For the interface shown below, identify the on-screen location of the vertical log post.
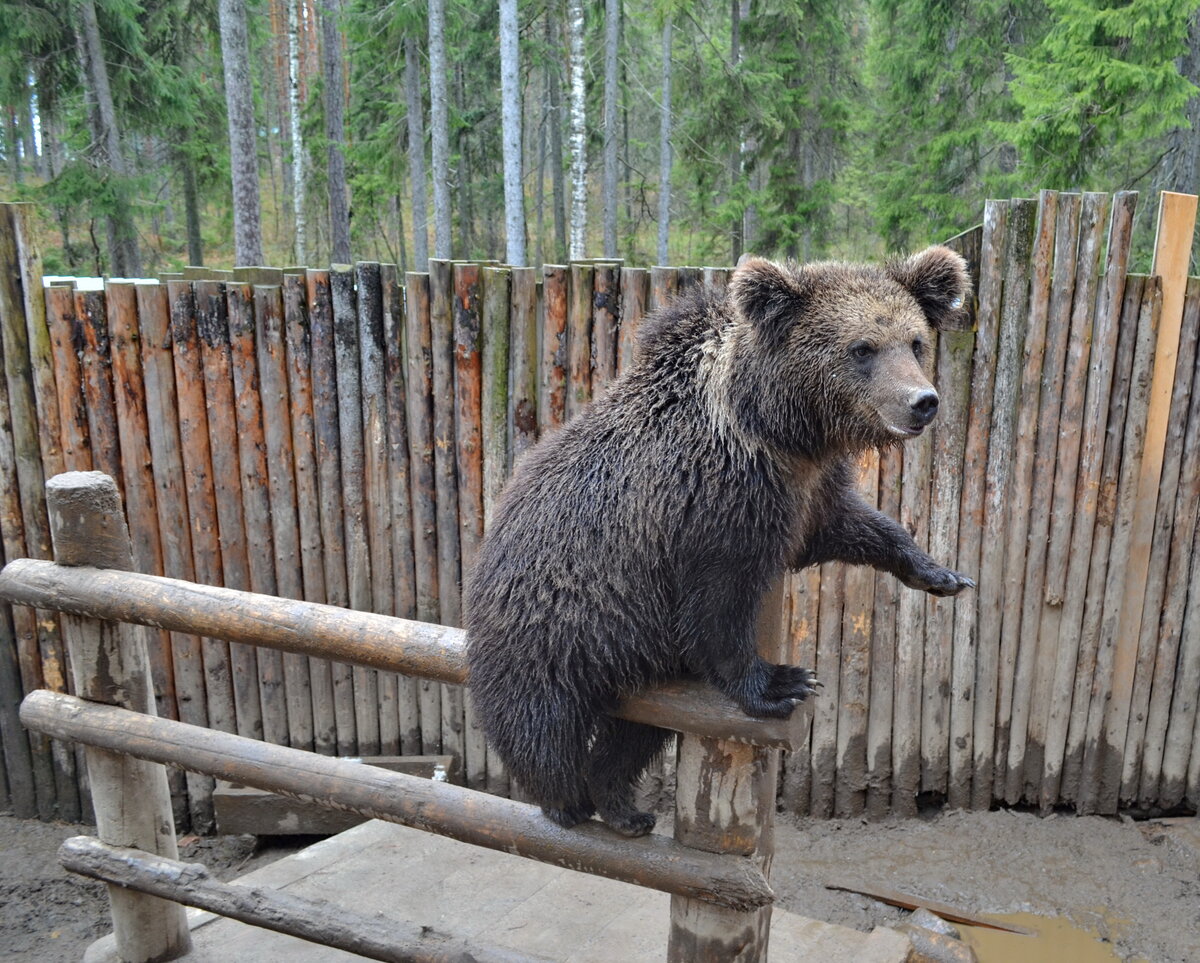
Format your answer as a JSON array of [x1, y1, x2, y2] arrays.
[[668, 579, 788, 962], [45, 471, 191, 962]]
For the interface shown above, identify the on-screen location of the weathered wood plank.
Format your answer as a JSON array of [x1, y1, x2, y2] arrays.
[[566, 262, 594, 421], [618, 267, 650, 374], [866, 447, 900, 817], [45, 285, 91, 472], [540, 266, 568, 430], [508, 267, 539, 468], [592, 262, 620, 386], [810, 563, 844, 818]]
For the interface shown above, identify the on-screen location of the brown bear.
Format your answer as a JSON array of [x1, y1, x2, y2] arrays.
[[464, 246, 975, 837]]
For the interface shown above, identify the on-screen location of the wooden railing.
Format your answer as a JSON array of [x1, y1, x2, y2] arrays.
[[3, 471, 809, 962]]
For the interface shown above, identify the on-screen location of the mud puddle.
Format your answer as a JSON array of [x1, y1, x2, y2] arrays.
[[959, 910, 1145, 963]]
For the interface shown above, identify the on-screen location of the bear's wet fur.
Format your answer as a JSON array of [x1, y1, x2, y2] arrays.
[[465, 247, 976, 836]]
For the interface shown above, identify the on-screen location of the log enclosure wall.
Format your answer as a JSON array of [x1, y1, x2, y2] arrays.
[[0, 194, 1198, 826]]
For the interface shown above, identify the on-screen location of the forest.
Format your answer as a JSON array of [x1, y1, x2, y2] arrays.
[[1, 0, 1199, 276]]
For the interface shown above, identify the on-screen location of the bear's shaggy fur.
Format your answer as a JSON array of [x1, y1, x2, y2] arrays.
[[465, 247, 975, 836]]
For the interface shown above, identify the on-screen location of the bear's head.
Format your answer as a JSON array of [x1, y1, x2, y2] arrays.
[[725, 246, 970, 456]]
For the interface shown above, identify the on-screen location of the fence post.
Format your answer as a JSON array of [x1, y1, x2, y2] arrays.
[[45, 471, 191, 962], [667, 578, 789, 962]]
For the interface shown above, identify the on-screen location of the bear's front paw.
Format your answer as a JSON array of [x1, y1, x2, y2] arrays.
[[766, 664, 821, 702], [905, 563, 975, 598]]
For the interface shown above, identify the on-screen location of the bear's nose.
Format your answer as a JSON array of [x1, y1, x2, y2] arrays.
[[909, 389, 939, 425]]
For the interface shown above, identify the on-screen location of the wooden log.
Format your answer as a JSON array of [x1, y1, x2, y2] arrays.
[[508, 267, 539, 468], [1154, 291, 1200, 808], [780, 567, 821, 815], [282, 273, 337, 756], [59, 836, 543, 963], [996, 191, 1056, 804], [702, 267, 732, 299], [618, 267, 650, 374], [196, 279, 264, 742], [74, 288, 121, 479], [676, 267, 702, 295], [981, 198, 1036, 801], [1079, 276, 1161, 813], [649, 265, 679, 313], [866, 446, 901, 817], [254, 285, 315, 752], [566, 262, 594, 422], [453, 264, 486, 790], [24, 690, 775, 912], [307, 269, 358, 755], [0, 590, 36, 817], [539, 265, 568, 429], [1012, 192, 1081, 805], [381, 265, 421, 755], [1136, 277, 1200, 806], [1104, 191, 1198, 808], [332, 265, 379, 756], [45, 285, 91, 471], [404, 272, 442, 754], [429, 260, 464, 773], [168, 281, 238, 741], [357, 262, 397, 755], [1042, 192, 1132, 806], [956, 200, 1006, 810], [1053, 192, 1137, 804], [1183, 534, 1200, 809], [0, 559, 813, 751], [810, 563, 844, 818], [834, 453, 877, 817], [481, 268, 511, 531], [592, 262, 620, 386], [43, 472, 191, 962], [138, 282, 214, 827]]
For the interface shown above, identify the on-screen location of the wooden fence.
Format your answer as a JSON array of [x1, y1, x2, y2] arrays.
[[0, 191, 1197, 828]]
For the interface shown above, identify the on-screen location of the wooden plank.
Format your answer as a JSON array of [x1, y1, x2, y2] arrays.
[[617, 267, 650, 374], [592, 262, 619, 386], [380, 264, 421, 756], [649, 265, 679, 313], [195, 279, 263, 742], [981, 197, 1036, 801], [282, 273, 337, 757], [539, 265, 568, 430], [254, 284, 315, 753], [45, 285, 91, 471], [1104, 191, 1198, 808], [75, 288, 121, 480], [357, 262, 397, 755], [823, 882, 1034, 936], [1078, 276, 1161, 813], [1011, 193, 1081, 805], [702, 267, 732, 299], [0, 583, 36, 817], [508, 267, 539, 468], [331, 265, 379, 757], [810, 563, 844, 818], [865, 447, 900, 817], [566, 262, 594, 421], [1185, 536, 1200, 809], [429, 260, 464, 775], [1135, 277, 1200, 806], [834, 453, 877, 817], [997, 190, 1057, 804], [1045, 191, 1133, 806], [138, 282, 214, 828], [403, 272, 442, 754]]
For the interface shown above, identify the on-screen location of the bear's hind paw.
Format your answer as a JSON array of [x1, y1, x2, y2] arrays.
[[542, 803, 596, 829], [601, 809, 657, 837]]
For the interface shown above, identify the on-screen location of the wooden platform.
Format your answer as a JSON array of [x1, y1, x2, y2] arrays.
[[83, 819, 911, 962]]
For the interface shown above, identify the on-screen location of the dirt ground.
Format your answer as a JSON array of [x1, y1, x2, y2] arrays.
[[2, 808, 1197, 962]]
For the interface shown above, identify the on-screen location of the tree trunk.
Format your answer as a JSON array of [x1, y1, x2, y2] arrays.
[[499, 0, 526, 265], [288, 0, 309, 264], [602, 0, 620, 258], [217, 0, 264, 266], [567, 0, 588, 260], [728, 0, 745, 265], [428, 0, 452, 258], [455, 64, 475, 257], [76, 0, 142, 276], [404, 33, 429, 269], [1155, 9, 1200, 195], [180, 150, 204, 265], [546, 13, 568, 263], [320, 0, 352, 264], [657, 17, 673, 266]]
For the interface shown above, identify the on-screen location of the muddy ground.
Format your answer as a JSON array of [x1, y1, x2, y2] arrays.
[[2, 808, 1197, 962]]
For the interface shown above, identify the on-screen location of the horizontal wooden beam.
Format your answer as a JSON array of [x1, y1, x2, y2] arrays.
[[0, 559, 811, 749], [22, 690, 775, 911], [59, 834, 544, 963]]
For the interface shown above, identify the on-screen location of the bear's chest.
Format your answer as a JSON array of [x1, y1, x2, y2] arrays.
[[779, 455, 842, 556]]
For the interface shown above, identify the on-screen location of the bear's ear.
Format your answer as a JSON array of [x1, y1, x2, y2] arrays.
[[729, 256, 808, 340], [886, 245, 970, 330]]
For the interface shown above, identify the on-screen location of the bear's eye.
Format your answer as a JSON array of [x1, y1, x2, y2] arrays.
[[912, 338, 925, 360], [850, 341, 875, 362]]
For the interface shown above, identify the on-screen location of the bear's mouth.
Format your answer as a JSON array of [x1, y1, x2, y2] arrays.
[[886, 423, 925, 438]]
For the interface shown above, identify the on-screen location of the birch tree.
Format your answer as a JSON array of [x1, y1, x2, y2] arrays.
[[657, 15, 672, 266], [499, 0, 526, 265], [321, 0, 352, 264], [567, 0, 587, 260], [217, 0, 264, 266], [545, 12, 568, 262], [428, 0, 452, 259], [287, 0, 308, 264], [602, 0, 620, 257], [404, 33, 429, 268]]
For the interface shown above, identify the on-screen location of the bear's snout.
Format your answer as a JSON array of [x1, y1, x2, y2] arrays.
[[909, 388, 939, 426]]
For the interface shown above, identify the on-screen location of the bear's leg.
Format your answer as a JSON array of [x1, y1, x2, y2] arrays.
[[585, 717, 671, 837]]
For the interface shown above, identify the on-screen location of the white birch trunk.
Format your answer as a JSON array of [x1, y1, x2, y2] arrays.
[[217, 0, 265, 266], [601, 0, 619, 258], [287, 0, 308, 265], [567, 0, 588, 260], [404, 34, 429, 269], [499, 0, 526, 266], [429, 0, 452, 258], [657, 17, 673, 267]]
